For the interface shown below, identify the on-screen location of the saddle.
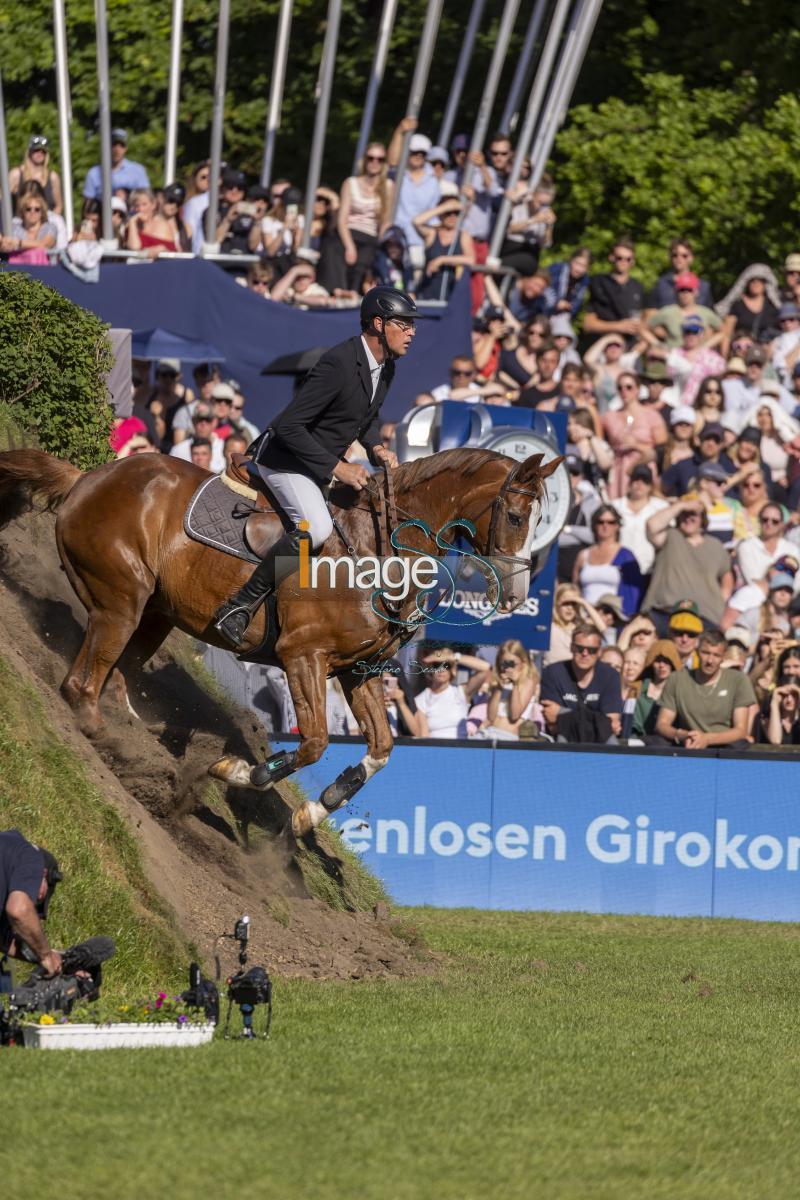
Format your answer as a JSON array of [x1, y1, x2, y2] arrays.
[[184, 456, 282, 564]]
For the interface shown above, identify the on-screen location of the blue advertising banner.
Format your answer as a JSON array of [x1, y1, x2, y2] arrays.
[[276, 740, 800, 921]]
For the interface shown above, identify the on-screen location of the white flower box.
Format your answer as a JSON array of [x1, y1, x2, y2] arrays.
[[22, 1022, 215, 1050]]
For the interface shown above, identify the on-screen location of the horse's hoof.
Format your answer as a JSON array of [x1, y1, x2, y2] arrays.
[[208, 756, 260, 788], [292, 801, 328, 837]]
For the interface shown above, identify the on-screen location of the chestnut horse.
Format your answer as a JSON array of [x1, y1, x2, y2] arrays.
[[0, 447, 559, 834]]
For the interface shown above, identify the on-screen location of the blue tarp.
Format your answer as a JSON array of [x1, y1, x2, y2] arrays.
[[2, 259, 472, 427]]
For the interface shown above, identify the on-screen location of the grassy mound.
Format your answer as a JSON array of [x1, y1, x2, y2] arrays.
[[0, 651, 188, 991]]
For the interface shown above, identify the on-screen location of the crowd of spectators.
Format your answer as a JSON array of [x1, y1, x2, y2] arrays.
[[5, 121, 800, 754]]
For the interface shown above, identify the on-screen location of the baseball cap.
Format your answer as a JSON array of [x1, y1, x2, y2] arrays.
[[111, 196, 128, 215], [745, 346, 767, 365], [670, 405, 696, 426], [738, 425, 761, 445], [565, 453, 583, 474], [699, 421, 724, 441], [248, 184, 271, 201], [629, 464, 653, 483], [427, 145, 449, 165], [450, 133, 470, 152], [681, 315, 705, 333], [669, 608, 704, 634], [28, 134, 49, 150], [697, 461, 730, 484], [784, 253, 800, 272], [550, 314, 576, 342], [770, 572, 795, 592], [439, 180, 460, 198], [409, 133, 432, 154], [779, 302, 800, 321], [674, 271, 699, 291], [193, 405, 214, 421], [163, 182, 186, 205], [222, 168, 247, 190], [110, 127, 128, 144], [212, 382, 236, 402], [156, 358, 180, 374], [725, 625, 753, 650], [726, 356, 747, 375]]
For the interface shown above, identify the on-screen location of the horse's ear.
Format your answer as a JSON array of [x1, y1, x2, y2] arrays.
[[539, 455, 565, 480]]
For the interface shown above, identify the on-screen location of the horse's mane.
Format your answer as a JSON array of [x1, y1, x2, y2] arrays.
[[394, 447, 507, 492]]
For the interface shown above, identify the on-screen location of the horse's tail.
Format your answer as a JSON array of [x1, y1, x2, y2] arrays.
[[0, 449, 82, 530]]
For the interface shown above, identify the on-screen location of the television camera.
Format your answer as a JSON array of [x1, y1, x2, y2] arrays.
[[0, 936, 116, 1046]]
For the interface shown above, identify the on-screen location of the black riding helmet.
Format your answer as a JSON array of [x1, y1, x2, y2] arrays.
[[360, 286, 420, 358]]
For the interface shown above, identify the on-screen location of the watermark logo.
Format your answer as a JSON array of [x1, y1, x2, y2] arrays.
[[297, 517, 503, 627]]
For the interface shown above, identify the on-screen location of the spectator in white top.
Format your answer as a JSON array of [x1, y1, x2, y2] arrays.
[[735, 505, 797, 586], [184, 160, 211, 253], [612, 464, 668, 574], [414, 648, 491, 739], [771, 303, 800, 388], [387, 119, 440, 251], [170, 405, 226, 471]]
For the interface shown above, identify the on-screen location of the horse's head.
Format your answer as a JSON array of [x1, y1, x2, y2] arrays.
[[467, 452, 564, 614]]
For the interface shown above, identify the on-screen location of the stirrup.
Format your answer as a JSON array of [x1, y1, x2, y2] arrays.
[[213, 599, 260, 647]]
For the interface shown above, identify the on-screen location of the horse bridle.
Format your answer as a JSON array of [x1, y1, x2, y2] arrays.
[[476, 459, 542, 579]]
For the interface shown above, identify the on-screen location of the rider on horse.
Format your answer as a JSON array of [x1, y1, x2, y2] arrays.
[[212, 285, 418, 648]]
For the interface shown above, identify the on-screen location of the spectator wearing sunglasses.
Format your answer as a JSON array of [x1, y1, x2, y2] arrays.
[[644, 500, 734, 633], [540, 624, 623, 742], [735, 505, 796, 586], [573, 505, 645, 620], [225, 383, 260, 445], [387, 119, 440, 250], [645, 238, 714, 312], [582, 237, 645, 348], [8, 134, 63, 215], [337, 144, 394, 293]]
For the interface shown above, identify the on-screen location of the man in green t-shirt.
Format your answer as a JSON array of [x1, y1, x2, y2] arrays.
[[656, 630, 755, 749]]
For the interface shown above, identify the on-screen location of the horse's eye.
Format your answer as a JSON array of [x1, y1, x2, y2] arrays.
[[507, 511, 523, 528]]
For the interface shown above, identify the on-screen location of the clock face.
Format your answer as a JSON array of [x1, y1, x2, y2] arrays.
[[484, 429, 571, 556]]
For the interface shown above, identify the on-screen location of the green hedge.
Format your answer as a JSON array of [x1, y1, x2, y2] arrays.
[[0, 272, 114, 469]]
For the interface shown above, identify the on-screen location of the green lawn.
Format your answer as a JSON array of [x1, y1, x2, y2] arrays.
[[4, 907, 800, 1199]]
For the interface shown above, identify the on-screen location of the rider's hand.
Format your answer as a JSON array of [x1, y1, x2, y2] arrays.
[[333, 461, 370, 490], [39, 950, 63, 978], [373, 446, 398, 469]]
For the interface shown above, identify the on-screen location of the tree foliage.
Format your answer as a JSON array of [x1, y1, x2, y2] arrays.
[[551, 75, 800, 290], [0, 273, 114, 468]]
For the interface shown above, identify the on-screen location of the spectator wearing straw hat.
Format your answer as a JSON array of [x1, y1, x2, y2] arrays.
[[781, 252, 800, 303], [82, 128, 150, 201]]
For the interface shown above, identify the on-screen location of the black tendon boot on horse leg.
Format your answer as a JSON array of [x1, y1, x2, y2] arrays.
[[213, 526, 310, 648]]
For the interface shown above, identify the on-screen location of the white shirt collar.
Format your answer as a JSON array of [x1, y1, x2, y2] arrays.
[[361, 335, 382, 376]]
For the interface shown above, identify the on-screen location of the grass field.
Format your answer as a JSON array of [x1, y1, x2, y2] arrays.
[[4, 906, 800, 1198]]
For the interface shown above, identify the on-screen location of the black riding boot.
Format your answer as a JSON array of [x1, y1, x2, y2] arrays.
[[213, 527, 310, 648]]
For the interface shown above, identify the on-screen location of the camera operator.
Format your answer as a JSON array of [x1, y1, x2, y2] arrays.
[[1, 829, 62, 977]]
